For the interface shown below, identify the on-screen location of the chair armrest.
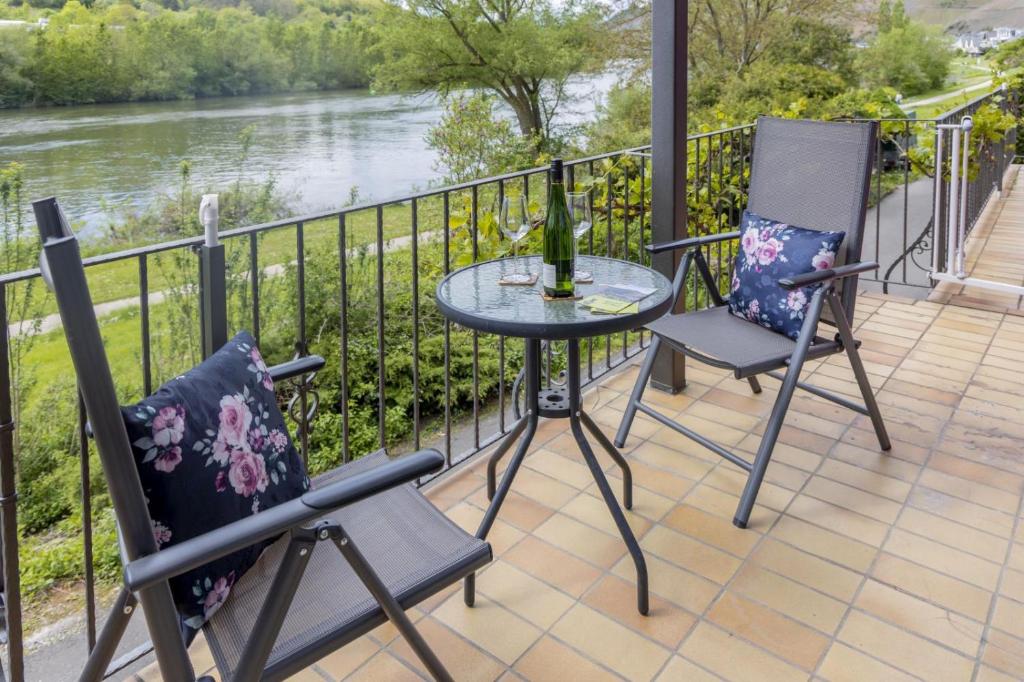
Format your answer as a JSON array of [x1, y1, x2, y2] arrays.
[[122, 449, 444, 593], [269, 355, 326, 383], [778, 261, 879, 290], [645, 231, 741, 255]]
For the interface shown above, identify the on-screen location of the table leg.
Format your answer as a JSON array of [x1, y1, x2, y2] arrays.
[[567, 340, 649, 615], [486, 416, 529, 500], [465, 338, 541, 607], [580, 411, 633, 510]]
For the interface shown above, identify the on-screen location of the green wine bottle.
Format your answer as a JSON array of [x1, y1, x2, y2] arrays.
[[543, 159, 575, 298]]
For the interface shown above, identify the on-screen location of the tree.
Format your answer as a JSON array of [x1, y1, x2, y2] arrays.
[[370, 0, 610, 146], [858, 21, 952, 95]]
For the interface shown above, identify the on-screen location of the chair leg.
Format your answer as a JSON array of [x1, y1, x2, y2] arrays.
[[615, 335, 661, 448], [747, 376, 762, 394], [827, 293, 891, 451], [734, 290, 825, 529], [79, 588, 137, 682], [333, 531, 453, 682]]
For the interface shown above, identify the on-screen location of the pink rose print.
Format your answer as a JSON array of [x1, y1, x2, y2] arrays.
[[218, 394, 252, 448], [228, 449, 268, 497], [247, 428, 265, 454], [811, 248, 836, 271], [746, 299, 760, 321], [203, 574, 234, 619], [250, 348, 274, 390], [154, 446, 182, 473], [214, 470, 227, 493], [268, 429, 289, 453], [757, 238, 782, 266], [212, 431, 233, 466], [152, 405, 185, 447], [152, 520, 172, 547], [786, 289, 807, 312]]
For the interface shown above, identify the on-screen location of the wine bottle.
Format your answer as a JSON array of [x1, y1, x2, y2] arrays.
[[542, 159, 575, 298]]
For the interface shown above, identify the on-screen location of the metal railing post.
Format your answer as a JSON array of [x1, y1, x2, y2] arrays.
[[199, 195, 227, 358], [0, 285, 23, 682]]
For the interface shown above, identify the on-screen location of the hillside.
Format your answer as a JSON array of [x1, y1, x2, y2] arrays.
[[906, 0, 1024, 31]]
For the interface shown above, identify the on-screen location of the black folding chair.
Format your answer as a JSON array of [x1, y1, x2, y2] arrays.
[[34, 198, 491, 682], [616, 117, 892, 529]]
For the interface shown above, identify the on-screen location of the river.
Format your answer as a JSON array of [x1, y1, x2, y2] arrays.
[[0, 79, 611, 236]]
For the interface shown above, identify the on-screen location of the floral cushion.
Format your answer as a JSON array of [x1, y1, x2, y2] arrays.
[[728, 210, 845, 340], [121, 331, 309, 633]]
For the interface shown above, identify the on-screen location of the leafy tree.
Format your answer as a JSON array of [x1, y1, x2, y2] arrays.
[[858, 21, 952, 95], [370, 0, 611, 146]]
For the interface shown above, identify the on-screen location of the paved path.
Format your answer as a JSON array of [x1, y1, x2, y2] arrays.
[[903, 79, 993, 110]]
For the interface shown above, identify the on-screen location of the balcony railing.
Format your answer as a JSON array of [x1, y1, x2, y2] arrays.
[[0, 95, 1015, 679]]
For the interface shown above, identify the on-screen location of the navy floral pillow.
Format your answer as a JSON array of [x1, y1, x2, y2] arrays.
[[121, 331, 309, 634], [728, 210, 845, 340]]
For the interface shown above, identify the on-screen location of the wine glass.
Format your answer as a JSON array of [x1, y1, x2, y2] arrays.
[[500, 194, 532, 283], [568, 191, 593, 282]]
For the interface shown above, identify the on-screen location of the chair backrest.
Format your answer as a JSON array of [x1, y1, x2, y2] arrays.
[[746, 116, 877, 325], [34, 199, 163, 565]]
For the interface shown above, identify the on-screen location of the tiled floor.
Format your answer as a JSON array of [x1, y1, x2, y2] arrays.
[[933, 166, 1024, 313], [133, 287, 1024, 681]]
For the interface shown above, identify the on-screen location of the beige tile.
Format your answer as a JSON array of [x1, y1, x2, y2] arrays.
[[389, 618, 504, 682], [513, 636, 619, 682], [346, 651, 422, 681], [854, 579, 983, 657], [816, 459, 912, 502], [661, 504, 760, 557], [550, 605, 672, 681], [803, 475, 903, 524], [838, 610, 975, 682], [1002, 568, 1024, 602], [918, 468, 1021, 515], [641, 524, 742, 585], [897, 506, 1008, 562], [316, 637, 380, 679], [992, 596, 1024, 640], [909, 485, 1016, 538], [526, 449, 594, 490], [981, 628, 1024, 679], [533, 513, 625, 568], [684, 484, 780, 531], [786, 494, 890, 547], [679, 623, 806, 682], [706, 592, 830, 671], [871, 552, 993, 621], [560, 491, 652, 539], [466, 488, 555, 533], [768, 515, 877, 572], [477, 561, 575, 629], [612, 553, 720, 615], [511, 467, 580, 509], [883, 527, 1001, 590], [749, 538, 862, 601], [817, 642, 919, 682], [729, 564, 847, 634], [502, 536, 602, 598], [433, 593, 541, 665], [582, 574, 696, 649], [656, 656, 720, 682]]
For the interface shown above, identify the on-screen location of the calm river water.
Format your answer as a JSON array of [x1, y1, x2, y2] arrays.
[[0, 80, 610, 235]]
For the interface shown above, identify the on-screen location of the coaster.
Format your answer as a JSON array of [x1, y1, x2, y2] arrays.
[[575, 275, 594, 284], [498, 273, 538, 286], [541, 292, 583, 302]]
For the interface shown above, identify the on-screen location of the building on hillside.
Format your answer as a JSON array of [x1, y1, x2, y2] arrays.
[[955, 27, 1023, 56]]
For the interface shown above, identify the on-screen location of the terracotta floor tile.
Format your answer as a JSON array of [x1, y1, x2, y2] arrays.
[[316, 637, 380, 679], [508, 467, 581, 510], [684, 484, 780, 531], [345, 651, 422, 681], [817, 459, 912, 502], [837, 610, 975, 682], [992, 596, 1024, 640], [981, 628, 1024, 679], [729, 563, 847, 634], [976, 665, 1023, 682], [768, 515, 877, 572], [641, 524, 742, 585], [705, 591, 830, 671], [896, 506, 1008, 563], [1001, 568, 1024, 602], [560, 491, 652, 539], [513, 636, 619, 682], [817, 642, 919, 682], [854, 579, 984, 657], [445, 502, 525, 556], [802, 475, 903, 524], [656, 656, 720, 682], [661, 504, 760, 558], [678, 622, 806, 682], [908, 485, 1016, 538], [871, 552, 993, 621], [465, 488, 555, 533], [476, 561, 576, 629], [883, 527, 1001, 590], [699, 465, 797, 509], [612, 457, 697, 501], [612, 553, 720, 615], [525, 449, 594, 490], [551, 604, 672, 681], [582, 574, 696, 649], [917, 469, 1021, 515], [533, 513, 626, 569], [502, 536, 602, 598], [787, 494, 890, 547], [389, 618, 504, 682], [749, 538, 862, 602], [433, 593, 541, 665], [633, 437, 719, 476]]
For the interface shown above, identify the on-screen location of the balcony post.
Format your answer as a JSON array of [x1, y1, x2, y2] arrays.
[[650, 0, 688, 393], [199, 194, 228, 359]]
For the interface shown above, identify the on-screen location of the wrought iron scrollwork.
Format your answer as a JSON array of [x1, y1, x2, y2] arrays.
[[286, 342, 320, 462]]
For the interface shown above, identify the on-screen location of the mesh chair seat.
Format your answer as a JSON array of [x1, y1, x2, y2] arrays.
[[645, 306, 838, 378], [204, 450, 491, 678]]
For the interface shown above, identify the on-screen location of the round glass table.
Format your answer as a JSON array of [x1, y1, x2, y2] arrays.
[[436, 255, 673, 615]]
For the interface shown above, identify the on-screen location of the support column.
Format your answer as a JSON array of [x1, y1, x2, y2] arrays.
[[650, 0, 688, 393]]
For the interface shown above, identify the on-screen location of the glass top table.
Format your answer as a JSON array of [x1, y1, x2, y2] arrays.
[[436, 255, 673, 617], [435, 255, 673, 339]]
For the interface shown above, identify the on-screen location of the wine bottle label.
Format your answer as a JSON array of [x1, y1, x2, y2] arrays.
[[542, 263, 557, 289]]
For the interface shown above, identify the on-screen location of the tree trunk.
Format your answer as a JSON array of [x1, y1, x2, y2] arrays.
[[505, 92, 543, 141]]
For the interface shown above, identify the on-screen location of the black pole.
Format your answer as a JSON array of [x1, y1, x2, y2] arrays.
[[650, 0, 688, 392], [200, 244, 228, 359]]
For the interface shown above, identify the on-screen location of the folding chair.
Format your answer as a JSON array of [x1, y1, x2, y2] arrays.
[[34, 198, 491, 682], [615, 117, 892, 529]]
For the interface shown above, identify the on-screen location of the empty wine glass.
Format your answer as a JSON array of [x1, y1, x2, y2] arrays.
[[500, 194, 532, 283], [568, 191, 593, 282]]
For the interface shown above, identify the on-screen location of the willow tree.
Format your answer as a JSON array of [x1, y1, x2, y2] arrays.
[[371, 0, 611, 146]]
